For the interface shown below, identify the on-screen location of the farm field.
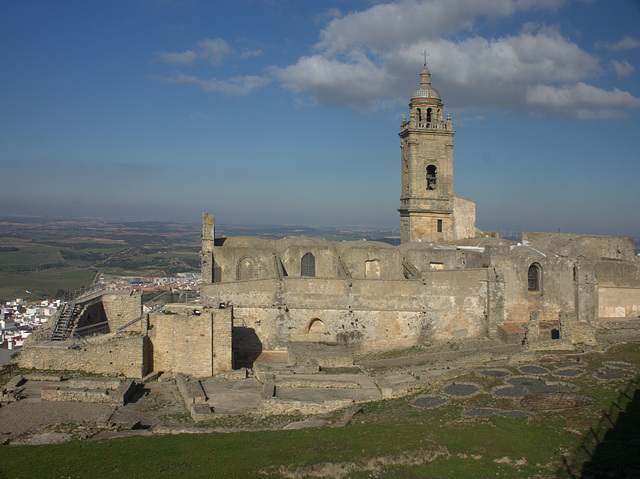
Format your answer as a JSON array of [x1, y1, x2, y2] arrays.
[[0, 218, 202, 302]]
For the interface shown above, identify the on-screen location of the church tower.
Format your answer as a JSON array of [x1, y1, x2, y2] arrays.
[[398, 63, 475, 243]]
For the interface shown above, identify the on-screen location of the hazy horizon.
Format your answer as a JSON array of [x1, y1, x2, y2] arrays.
[[2, 1, 639, 238]]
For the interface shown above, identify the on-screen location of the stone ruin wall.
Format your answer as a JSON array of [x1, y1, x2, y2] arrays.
[[594, 258, 640, 319], [18, 334, 148, 378], [148, 305, 232, 377], [490, 249, 583, 324], [452, 195, 477, 240], [101, 292, 143, 331], [203, 268, 489, 352]]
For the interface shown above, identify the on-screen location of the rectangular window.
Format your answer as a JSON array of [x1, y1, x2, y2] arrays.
[[437, 219, 443, 233]]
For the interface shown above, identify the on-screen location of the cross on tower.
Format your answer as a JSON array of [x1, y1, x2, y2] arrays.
[[423, 51, 430, 66]]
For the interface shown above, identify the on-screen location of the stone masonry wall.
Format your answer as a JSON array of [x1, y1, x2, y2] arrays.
[[452, 195, 476, 240], [102, 292, 143, 332], [18, 333, 147, 378], [598, 287, 640, 319], [149, 305, 232, 377], [215, 268, 488, 352]]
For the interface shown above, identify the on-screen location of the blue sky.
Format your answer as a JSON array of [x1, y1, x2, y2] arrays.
[[1, 0, 639, 238]]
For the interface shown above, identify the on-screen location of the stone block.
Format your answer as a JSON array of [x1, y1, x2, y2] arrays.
[[190, 404, 214, 422], [5, 375, 25, 389]]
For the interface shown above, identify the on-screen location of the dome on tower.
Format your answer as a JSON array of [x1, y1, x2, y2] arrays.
[[411, 64, 441, 101]]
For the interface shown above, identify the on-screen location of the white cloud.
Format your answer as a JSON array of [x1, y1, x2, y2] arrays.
[[155, 72, 270, 96], [599, 36, 640, 52], [274, 0, 640, 119], [272, 54, 395, 110], [195, 38, 230, 65], [156, 50, 196, 65], [156, 38, 230, 65], [154, 38, 270, 95], [611, 59, 635, 78], [316, 0, 565, 54], [240, 49, 263, 59], [526, 82, 640, 118]]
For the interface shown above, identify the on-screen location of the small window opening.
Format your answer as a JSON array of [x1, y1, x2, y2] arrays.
[[301, 252, 315, 277], [308, 318, 325, 334], [426, 108, 432, 123], [437, 219, 443, 233], [528, 263, 542, 292], [426, 165, 437, 190], [417, 108, 422, 122]]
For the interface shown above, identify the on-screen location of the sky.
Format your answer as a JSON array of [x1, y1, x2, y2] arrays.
[[1, 0, 639, 238]]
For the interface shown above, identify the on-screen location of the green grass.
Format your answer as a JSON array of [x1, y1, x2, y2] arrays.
[[0, 267, 95, 302], [0, 244, 64, 269]]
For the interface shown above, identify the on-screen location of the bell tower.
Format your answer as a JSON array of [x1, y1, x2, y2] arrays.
[[398, 63, 474, 243]]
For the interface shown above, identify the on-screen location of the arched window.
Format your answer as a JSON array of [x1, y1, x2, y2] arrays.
[[236, 256, 257, 281], [426, 165, 437, 190], [301, 252, 315, 277], [416, 108, 422, 122], [528, 263, 542, 292], [426, 108, 432, 123]]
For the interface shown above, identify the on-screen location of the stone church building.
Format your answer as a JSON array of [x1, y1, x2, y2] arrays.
[[197, 64, 640, 365], [18, 65, 640, 378]]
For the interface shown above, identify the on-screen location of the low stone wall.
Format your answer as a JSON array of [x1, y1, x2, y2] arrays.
[[258, 398, 354, 415], [175, 374, 207, 405], [276, 377, 360, 389], [17, 333, 148, 378], [23, 373, 64, 382], [67, 377, 122, 390], [42, 386, 111, 403], [174, 374, 215, 421], [287, 342, 353, 368], [40, 378, 136, 406]]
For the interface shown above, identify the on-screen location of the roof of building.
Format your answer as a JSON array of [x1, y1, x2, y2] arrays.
[[411, 65, 441, 101]]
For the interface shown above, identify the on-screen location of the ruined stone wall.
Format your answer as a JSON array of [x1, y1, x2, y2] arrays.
[[74, 300, 107, 331], [102, 292, 142, 331], [211, 243, 276, 283], [149, 305, 232, 377], [598, 287, 640, 319], [521, 232, 635, 261], [400, 243, 487, 272], [201, 213, 215, 283], [452, 195, 476, 240], [215, 269, 488, 352], [594, 258, 640, 287], [201, 279, 277, 308], [491, 247, 577, 322], [590, 258, 640, 320], [280, 245, 339, 278], [18, 333, 147, 378], [336, 243, 403, 280]]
